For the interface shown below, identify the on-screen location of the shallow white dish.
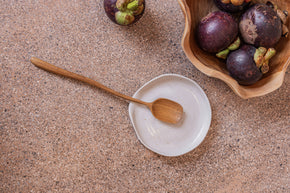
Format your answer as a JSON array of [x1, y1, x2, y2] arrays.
[[129, 74, 211, 157]]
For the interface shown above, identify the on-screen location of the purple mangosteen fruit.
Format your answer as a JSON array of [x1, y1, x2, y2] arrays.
[[239, 3, 282, 48], [197, 11, 238, 53], [240, 44, 256, 56], [265, 1, 289, 38], [226, 44, 276, 85], [227, 49, 262, 85], [214, 0, 251, 13], [104, 0, 145, 26]]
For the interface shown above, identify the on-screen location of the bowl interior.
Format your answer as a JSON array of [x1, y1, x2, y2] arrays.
[[181, 0, 290, 98]]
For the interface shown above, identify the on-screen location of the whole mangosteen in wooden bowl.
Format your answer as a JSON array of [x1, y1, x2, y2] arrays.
[[178, 0, 289, 99]]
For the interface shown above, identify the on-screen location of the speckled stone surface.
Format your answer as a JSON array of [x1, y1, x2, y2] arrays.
[[0, 0, 289, 192]]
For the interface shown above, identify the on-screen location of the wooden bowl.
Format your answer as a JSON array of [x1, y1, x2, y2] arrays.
[[178, 0, 290, 99]]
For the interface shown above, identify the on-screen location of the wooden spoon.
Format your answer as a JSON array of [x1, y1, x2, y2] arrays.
[[30, 57, 183, 124]]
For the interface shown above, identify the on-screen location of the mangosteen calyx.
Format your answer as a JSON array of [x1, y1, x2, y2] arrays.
[[216, 37, 241, 59], [115, 0, 144, 25], [216, 49, 230, 59], [228, 37, 241, 51], [254, 47, 267, 68], [254, 47, 276, 74]]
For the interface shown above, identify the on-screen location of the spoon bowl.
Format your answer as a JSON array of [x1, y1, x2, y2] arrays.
[[30, 57, 184, 124], [151, 98, 183, 124]]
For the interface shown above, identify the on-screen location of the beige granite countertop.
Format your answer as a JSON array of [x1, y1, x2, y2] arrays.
[[1, 0, 289, 192]]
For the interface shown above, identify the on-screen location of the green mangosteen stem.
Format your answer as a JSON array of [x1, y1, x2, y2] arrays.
[[116, 0, 129, 11], [254, 47, 267, 68], [255, 47, 276, 74], [216, 49, 230, 59], [115, 0, 144, 25], [115, 11, 135, 26], [264, 48, 276, 61], [216, 37, 240, 59], [228, 37, 241, 51], [260, 48, 276, 74], [127, 0, 139, 11], [133, 4, 144, 15]]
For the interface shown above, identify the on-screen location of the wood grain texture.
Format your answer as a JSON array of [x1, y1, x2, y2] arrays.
[[178, 0, 290, 99]]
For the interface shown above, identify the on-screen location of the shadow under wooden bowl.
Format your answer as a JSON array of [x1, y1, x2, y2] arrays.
[[178, 0, 290, 99]]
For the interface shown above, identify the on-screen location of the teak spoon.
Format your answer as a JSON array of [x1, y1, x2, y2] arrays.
[[30, 57, 183, 124]]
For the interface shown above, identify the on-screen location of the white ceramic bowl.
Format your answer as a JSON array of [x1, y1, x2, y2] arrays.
[[129, 74, 211, 156]]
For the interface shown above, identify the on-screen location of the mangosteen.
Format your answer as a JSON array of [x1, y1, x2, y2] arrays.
[[240, 44, 256, 56], [239, 3, 282, 48], [214, 0, 251, 13], [266, 1, 289, 38], [197, 11, 238, 53], [227, 48, 262, 85], [226, 45, 276, 85], [104, 0, 145, 26]]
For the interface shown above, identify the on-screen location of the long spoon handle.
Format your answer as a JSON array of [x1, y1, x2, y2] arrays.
[[30, 57, 148, 106]]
